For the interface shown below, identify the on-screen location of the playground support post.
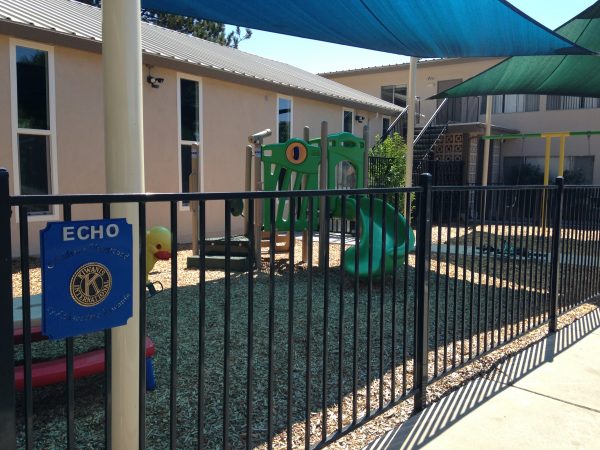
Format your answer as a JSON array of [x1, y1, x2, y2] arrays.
[[249, 129, 271, 269], [405, 57, 418, 187], [414, 172, 432, 412], [191, 143, 201, 255], [302, 127, 310, 263], [244, 144, 253, 236], [363, 125, 370, 188], [102, 0, 144, 447], [0, 169, 16, 450], [549, 176, 565, 333], [319, 121, 328, 271]]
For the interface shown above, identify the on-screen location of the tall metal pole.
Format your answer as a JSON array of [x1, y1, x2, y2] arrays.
[[481, 95, 493, 186], [362, 125, 369, 188], [405, 57, 418, 187], [103, 1, 144, 448]]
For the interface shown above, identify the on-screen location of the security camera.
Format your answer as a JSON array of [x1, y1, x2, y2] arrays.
[[146, 76, 164, 88]]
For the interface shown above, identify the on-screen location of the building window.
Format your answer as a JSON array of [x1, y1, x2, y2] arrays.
[[381, 85, 407, 107], [546, 95, 600, 111], [278, 96, 292, 143], [382, 116, 390, 136], [343, 109, 354, 133], [178, 76, 201, 206], [12, 43, 56, 216], [488, 94, 539, 113]]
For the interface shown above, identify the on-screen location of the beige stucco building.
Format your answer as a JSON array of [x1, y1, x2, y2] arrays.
[[0, 0, 401, 255], [324, 58, 600, 186]]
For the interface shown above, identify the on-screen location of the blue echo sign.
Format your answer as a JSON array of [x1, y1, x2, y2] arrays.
[[40, 219, 133, 339]]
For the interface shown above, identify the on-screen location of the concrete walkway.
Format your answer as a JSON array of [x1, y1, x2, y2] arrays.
[[365, 308, 600, 449]]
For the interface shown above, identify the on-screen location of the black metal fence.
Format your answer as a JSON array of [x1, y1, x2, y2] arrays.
[[2, 169, 600, 450]]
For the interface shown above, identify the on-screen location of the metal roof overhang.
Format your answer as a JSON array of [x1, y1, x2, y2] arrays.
[[0, 20, 400, 115]]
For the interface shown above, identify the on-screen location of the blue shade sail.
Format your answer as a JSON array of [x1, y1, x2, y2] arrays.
[[141, 0, 593, 57]]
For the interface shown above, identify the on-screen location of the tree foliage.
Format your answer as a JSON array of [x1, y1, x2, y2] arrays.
[[76, 1, 251, 48], [369, 132, 408, 188]]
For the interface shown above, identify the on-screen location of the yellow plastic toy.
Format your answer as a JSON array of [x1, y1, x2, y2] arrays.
[[145, 226, 172, 281]]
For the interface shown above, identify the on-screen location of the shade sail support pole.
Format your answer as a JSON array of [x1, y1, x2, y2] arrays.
[[406, 57, 417, 187], [103, 0, 145, 448]]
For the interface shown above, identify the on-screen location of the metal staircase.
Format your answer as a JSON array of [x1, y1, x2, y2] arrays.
[[412, 98, 449, 182]]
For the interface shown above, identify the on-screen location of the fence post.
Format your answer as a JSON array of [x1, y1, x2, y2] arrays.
[[549, 176, 564, 333], [0, 168, 16, 450], [414, 173, 432, 412]]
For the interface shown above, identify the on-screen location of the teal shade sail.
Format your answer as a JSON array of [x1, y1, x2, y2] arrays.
[[141, 0, 592, 58], [434, 2, 600, 98]]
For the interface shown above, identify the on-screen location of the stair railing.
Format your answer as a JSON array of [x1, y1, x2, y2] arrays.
[[413, 98, 448, 146], [384, 107, 408, 138]]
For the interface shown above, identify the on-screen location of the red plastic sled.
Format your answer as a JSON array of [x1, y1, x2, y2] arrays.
[[14, 336, 156, 391]]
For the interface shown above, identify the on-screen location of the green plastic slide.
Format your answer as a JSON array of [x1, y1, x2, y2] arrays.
[[334, 196, 415, 279]]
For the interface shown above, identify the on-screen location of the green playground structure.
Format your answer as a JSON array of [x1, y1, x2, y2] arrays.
[[254, 130, 415, 279]]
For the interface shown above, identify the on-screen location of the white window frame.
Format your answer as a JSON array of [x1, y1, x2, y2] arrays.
[[342, 108, 354, 134], [276, 94, 293, 143], [176, 73, 204, 211], [10, 38, 59, 221]]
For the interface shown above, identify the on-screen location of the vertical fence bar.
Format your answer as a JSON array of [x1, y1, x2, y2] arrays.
[[62, 204, 75, 450], [379, 195, 386, 410], [305, 196, 314, 449], [434, 191, 443, 374], [414, 174, 432, 412], [223, 200, 231, 448], [549, 178, 564, 333], [443, 193, 452, 369], [321, 194, 330, 441], [287, 196, 296, 449], [267, 198, 276, 449], [468, 191, 477, 361], [338, 195, 346, 433], [170, 201, 178, 450], [198, 200, 206, 450], [391, 193, 399, 396], [352, 194, 360, 424], [402, 192, 410, 395], [0, 169, 16, 450], [452, 193, 460, 366], [490, 190, 501, 348], [479, 190, 488, 352], [18, 206, 33, 450], [461, 191, 468, 365], [365, 194, 374, 415], [138, 202, 147, 450], [246, 198, 255, 450]]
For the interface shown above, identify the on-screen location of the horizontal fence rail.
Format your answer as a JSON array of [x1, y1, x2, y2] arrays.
[[2, 168, 600, 450]]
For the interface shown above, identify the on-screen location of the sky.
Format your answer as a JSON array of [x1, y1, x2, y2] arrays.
[[233, 0, 596, 74]]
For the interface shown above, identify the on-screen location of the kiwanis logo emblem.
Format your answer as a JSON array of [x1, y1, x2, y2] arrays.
[[70, 262, 112, 307]]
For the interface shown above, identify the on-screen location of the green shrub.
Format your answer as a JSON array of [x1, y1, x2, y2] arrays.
[[369, 132, 407, 188]]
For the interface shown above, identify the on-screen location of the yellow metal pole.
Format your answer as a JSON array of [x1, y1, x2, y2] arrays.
[[543, 136, 552, 186], [541, 136, 552, 227], [558, 135, 566, 177]]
